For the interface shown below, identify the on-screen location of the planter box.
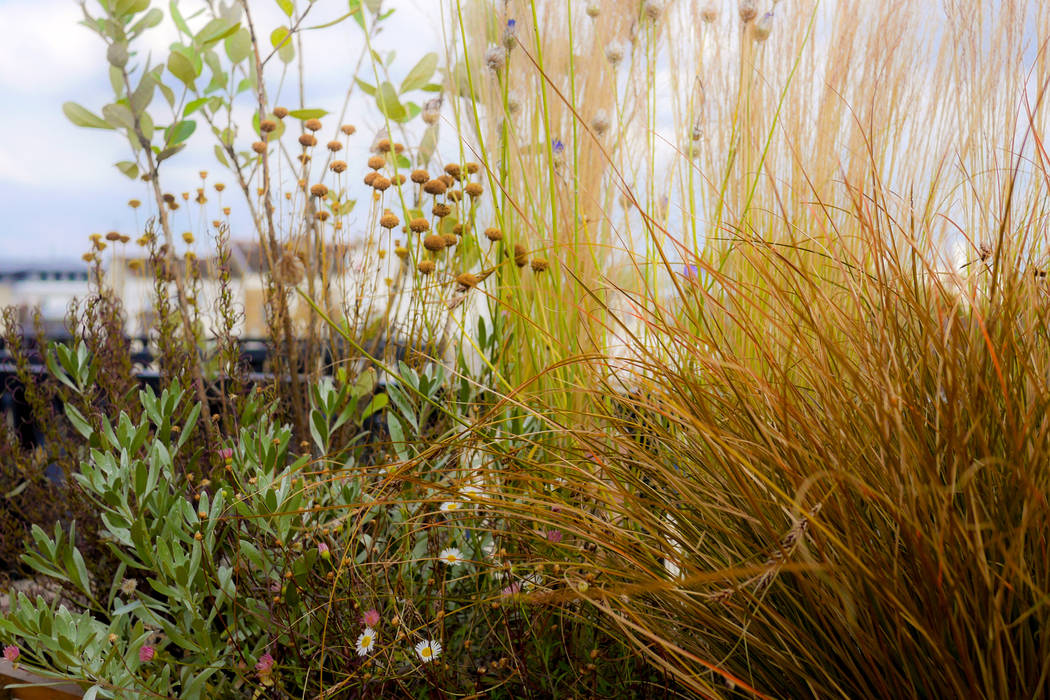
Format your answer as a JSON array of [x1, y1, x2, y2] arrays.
[[0, 660, 82, 699]]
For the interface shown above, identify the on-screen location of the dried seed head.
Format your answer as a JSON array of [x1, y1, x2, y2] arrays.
[[751, 12, 774, 41], [394, 142, 405, 154], [162, 193, 176, 204], [372, 176, 391, 191], [273, 106, 289, 118], [214, 183, 225, 192], [223, 206, 231, 215], [452, 224, 463, 235], [443, 233, 458, 247], [456, 272, 479, 288], [411, 169, 429, 184], [331, 160, 348, 173], [464, 182, 483, 197], [327, 140, 343, 152], [363, 171, 378, 186], [298, 154, 311, 164], [433, 203, 451, 218], [128, 259, 143, 271], [128, 199, 141, 208], [530, 257, 549, 272], [438, 173, 455, 188], [444, 163, 462, 179], [82, 252, 96, 263], [642, 1, 662, 21], [252, 141, 267, 154], [310, 184, 328, 198], [484, 227, 503, 242], [304, 118, 323, 131], [586, 4, 599, 17], [260, 119, 278, 133], [277, 250, 306, 286], [514, 243, 528, 267], [182, 231, 194, 244], [410, 218, 431, 233], [422, 97, 442, 125], [605, 41, 626, 67], [395, 246, 409, 259], [485, 44, 507, 72], [380, 211, 400, 229], [423, 234, 446, 251], [181, 192, 190, 201], [374, 137, 392, 153], [700, 3, 718, 22], [391, 173, 406, 186], [198, 170, 207, 179], [317, 211, 331, 222], [340, 124, 356, 135], [739, 0, 758, 23], [299, 133, 317, 147], [423, 179, 447, 195], [105, 231, 122, 242], [447, 189, 463, 202], [591, 110, 611, 136], [417, 260, 435, 274], [368, 155, 386, 170]]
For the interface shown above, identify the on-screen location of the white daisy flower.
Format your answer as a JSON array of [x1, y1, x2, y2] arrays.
[[460, 485, 481, 498], [438, 547, 464, 566], [415, 639, 442, 663], [439, 501, 462, 512], [355, 627, 377, 656]]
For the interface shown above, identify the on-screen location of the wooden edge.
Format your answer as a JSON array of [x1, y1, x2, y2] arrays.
[[0, 659, 83, 699]]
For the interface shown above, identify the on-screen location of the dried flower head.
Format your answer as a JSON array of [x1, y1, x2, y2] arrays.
[[128, 199, 141, 208], [252, 141, 267, 154], [417, 260, 435, 274], [331, 160, 348, 173], [485, 44, 507, 72], [423, 234, 446, 251], [484, 227, 503, 242], [464, 182, 483, 198], [304, 118, 322, 131], [395, 245, 409, 259], [586, 3, 600, 17], [739, 0, 758, 23], [456, 272, 479, 288], [310, 184, 328, 198], [642, 0, 662, 21], [530, 258, 549, 272], [391, 173, 406, 186], [214, 183, 225, 192], [701, 3, 718, 22], [751, 12, 774, 41], [327, 140, 343, 152], [423, 179, 448, 196], [278, 250, 306, 286], [374, 137, 392, 153], [273, 106, 289, 118], [380, 211, 400, 229], [591, 110, 611, 136], [368, 155, 386, 170], [443, 233, 458, 247], [605, 40, 626, 67], [106, 231, 122, 242], [411, 218, 432, 234], [444, 163, 462, 179], [182, 232, 194, 244], [259, 119, 277, 133], [411, 169, 429, 184], [422, 96, 442, 125], [394, 142, 405, 154], [432, 203, 451, 218], [363, 171, 378, 186], [340, 124, 356, 135], [372, 175, 391, 191], [514, 243, 528, 267], [298, 133, 317, 148]]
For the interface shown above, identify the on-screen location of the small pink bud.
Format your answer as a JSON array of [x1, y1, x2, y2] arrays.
[[3, 645, 19, 663], [220, 447, 233, 462], [318, 542, 330, 560], [139, 646, 155, 663], [546, 529, 563, 543], [361, 608, 381, 627], [255, 653, 275, 672]]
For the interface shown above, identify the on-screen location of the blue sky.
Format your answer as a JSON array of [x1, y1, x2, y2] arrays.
[[0, 0, 442, 262]]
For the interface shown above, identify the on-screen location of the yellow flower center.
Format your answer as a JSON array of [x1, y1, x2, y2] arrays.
[[362, 635, 372, 646], [421, 647, 432, 658]]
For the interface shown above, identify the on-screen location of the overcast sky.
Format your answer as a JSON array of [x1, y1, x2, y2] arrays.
[[0, 0, 443, 262]]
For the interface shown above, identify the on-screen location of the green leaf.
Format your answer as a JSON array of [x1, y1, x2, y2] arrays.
[[102, 102, 135, 130], [375, 81, 406, 121], [197, 18, 239, 46], [115, 161, 139, 179], [417, 125, 437, 164], [129, 8, 164, 38], [114, 0, 150, 17], [165, 119, 196, 145], [167, 48, 198, 88], [169, 0, 191, 37], [157, 143, 186, 162], [183, 96, 210, 117], [275, 0, 294, 16], [224, 26, 252, 63], [270, 26, 295, 63], [354, 78, 376, 96], [213, 143, 230, 167], [401, 52, 437, 93], [287, 108, 328, 120], [130, 74, 155, 113], [62, 102, 114, 130]]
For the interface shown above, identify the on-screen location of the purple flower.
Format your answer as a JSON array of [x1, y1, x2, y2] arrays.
[[681, 264, 698, 280], [361, 608, 381, 627], [552, 137, 565, 154], [138, 646, 155, 663], [3, 645, 19, 663], [317, 542, 330, 559], [546, 529, 563, 543], [501, 582, 522, 596], [255, 653, 275, 672], [220, 447, 233, 463]]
